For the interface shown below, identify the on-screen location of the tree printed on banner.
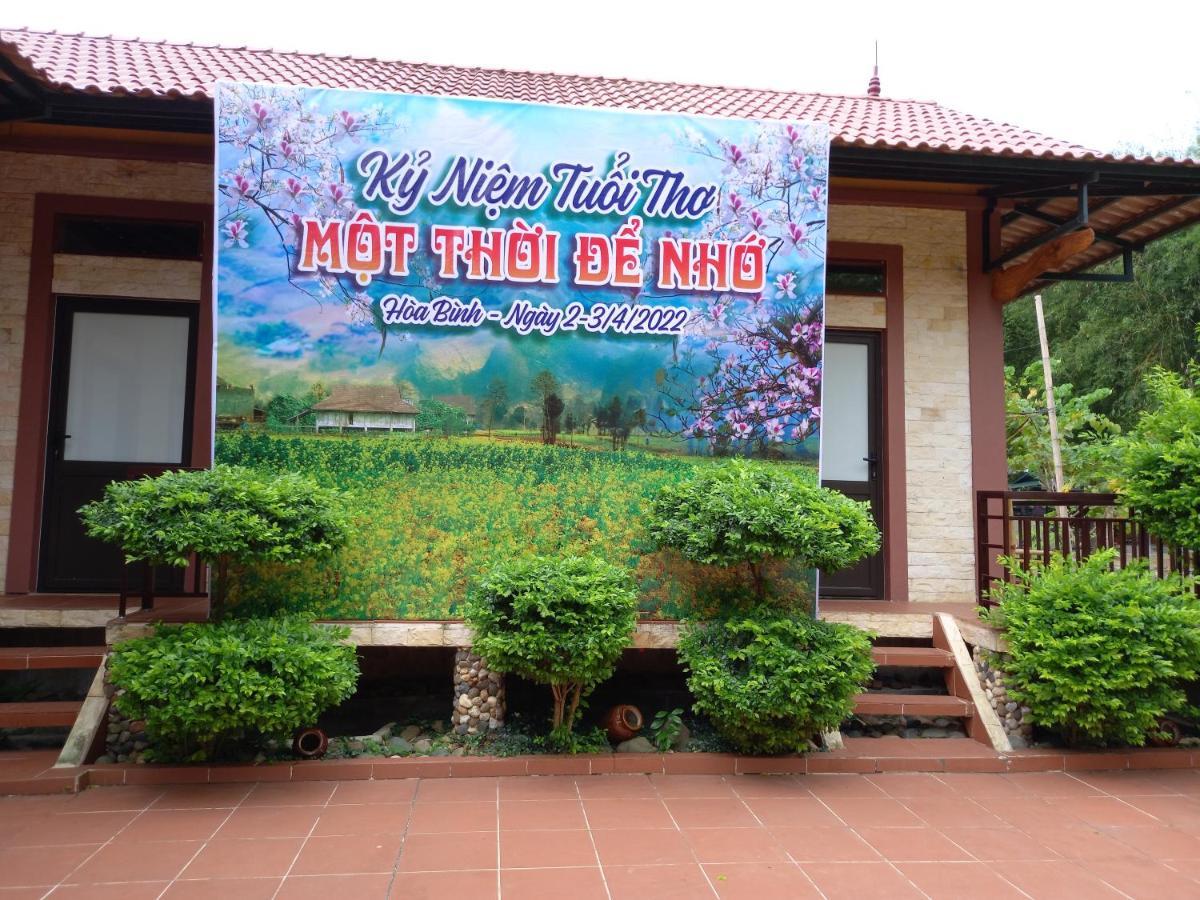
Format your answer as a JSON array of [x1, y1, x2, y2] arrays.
[[652, 124, 828, 453]]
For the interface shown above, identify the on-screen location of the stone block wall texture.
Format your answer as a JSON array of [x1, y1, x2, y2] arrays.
[[453, 649, 505, 734], [0, 150, 209, 589], [829, 205, 975, 603], [0, 152, 977, 604]]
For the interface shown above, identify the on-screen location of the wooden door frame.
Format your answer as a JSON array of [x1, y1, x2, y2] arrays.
[[826, 241, 907, 603], [38, 296, 201, 591], [6, 194, 213, 594]]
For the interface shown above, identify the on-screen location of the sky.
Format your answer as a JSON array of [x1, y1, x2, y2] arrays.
[[10, 0, 1197, 157]]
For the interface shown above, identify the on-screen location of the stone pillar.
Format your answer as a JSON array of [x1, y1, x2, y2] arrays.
[[973, 646, 1034, 748], [452, 649, 504, 735]]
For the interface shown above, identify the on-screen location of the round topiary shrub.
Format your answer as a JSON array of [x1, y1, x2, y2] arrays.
[[986, 549, 1200, 747], [108, 616, 359, 761], [678, 608, 874, 754], [465, 554, 637, 743], [648, 460, 879, 602]]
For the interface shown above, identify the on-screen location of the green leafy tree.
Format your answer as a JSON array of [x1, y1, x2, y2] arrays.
[[679, 609, 874, 754], [465, 554, 637, 743], [79, 465, 349, 619], [648, 460, 880, 603], [985, 551, 1200, 747], [109, 617, 359, 760], [417, 399, 469, 436], [542, 392, 565, 445], [479, 377, 509, 434], [1113, 351, 1200, 548], [1005, 361, 1121, 491]]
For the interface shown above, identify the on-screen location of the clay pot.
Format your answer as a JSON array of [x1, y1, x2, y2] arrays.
[[292, 726, 329, 759], [1150, 718, 1183, 748], [604, 704, 644, 742]]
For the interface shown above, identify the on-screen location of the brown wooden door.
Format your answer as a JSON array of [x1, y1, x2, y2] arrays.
[[820, 330, 885, 598], [38, 297, 198, 592]]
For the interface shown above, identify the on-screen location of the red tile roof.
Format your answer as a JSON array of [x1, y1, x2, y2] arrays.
[[2, 27, 1192, 166]]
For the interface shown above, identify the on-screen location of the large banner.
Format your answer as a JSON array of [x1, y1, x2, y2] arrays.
[[214, 82, 829, 619]]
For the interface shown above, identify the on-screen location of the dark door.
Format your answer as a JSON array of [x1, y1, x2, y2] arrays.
[[39, 297, 198, 592], [820, 330, 885, 598]]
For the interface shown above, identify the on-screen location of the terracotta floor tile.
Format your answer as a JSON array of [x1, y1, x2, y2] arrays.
[[1109, 825, 1200, 859], [769, 826, 880, 862], [901, 795, 1003, 828], [69, 838, 202, 883], [242, 782, 335, 807], [1126, 795, 1200, 827], [500, 866, 608, 898], [180, 837, 304, 879], [0, 888, 48, 899], [396, 830, 497, 872], [1085, 857, 1200, 898], [1074, 771, 1197, 796], [602, 863, 715, 900], [801, 861, 924, 899], [1003, 772, 1103, 798], [651, 775, 736, 798], [0, 844, 103, 888], [1055, 796, 1161, 827], [937, 826, 1057, 860], [115, 808, 233, 843], [277, 873, 393, 899], [703, 861, 820, 899], [1020, 823, 1148, 860], [742, 797, 841, 827], [867, 773, 960, 799], [857, 826, 973, 862], [583, 797, 674, 829], [897, 861, 1027, 899], [388, 869, 499, 899], [162, 876, 283, 899], [328, 779, 418, 804], [8, 811, 136, 846], [727, 775, 811, 799], [663, 798, 757, 828], [407, 800, 497, 833], [150, 784, 253, 809], [312, 802, 410, 836], [497, 776, 579, 801], [48, 882, 169, 898], [973, 796, 1074, 828], [213, 804, 322, 839], [994, 860, 1127, 899], [936, 773, 1026, 799], [499, 799, 587, 831], [591, 828, 694, 866], [823, 797, 923, 828], [500, 829, 597, 869], [64, 787, 164, 812], [574, 774, 656, 799], [289, 833, 402, 875], [417, 776, 499, 802], [801, 774, 888, 799], [685, 827, 787, 864]]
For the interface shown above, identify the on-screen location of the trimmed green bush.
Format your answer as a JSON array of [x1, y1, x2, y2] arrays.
[[1114, 366, 1200, 550], [109, 617, 359, 761], [985, 550, 1200, 747], [79, 464, 349, 618], [678, 609, 874, 754], [647, 460, 879, 602], [465, 554, 637, 743]]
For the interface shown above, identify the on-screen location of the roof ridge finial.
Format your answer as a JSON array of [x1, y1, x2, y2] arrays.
[[867, 41, 881, 98]]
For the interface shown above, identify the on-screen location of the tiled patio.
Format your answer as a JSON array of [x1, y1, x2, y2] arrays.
[[4, 770, 1200, 898]]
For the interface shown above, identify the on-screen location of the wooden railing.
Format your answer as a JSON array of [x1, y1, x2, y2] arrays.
[[976, 491, 1199, 606]]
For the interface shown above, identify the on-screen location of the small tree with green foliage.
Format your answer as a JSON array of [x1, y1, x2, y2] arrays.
[[79, 465, 349, 619], [465, 555, 637, 744], [417, 399, 470, 436], [109, 617, 359, 761], [1113, 353, 1200, 549], [679, 609, 874, 754], [648, 460, 879, 603], [985, 550, 1200, 747]]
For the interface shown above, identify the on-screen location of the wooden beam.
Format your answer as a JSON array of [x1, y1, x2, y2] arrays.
[[991, 228, 1095, 303]]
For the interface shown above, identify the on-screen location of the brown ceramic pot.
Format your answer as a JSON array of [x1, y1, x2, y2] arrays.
[[292, 726, 329, 759], [603, 704, 644, 742]]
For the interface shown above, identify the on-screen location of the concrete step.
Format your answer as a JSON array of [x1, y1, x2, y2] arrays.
[[0, 647, 105, 671], [871, 646, 954, 668], [852, 692, 972, 718], [0, 701, 84, 728]]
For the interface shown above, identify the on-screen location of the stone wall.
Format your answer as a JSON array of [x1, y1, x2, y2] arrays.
[[452, 649, 505, 734], [972, 646, 1033, 748], [0, 150, 209, 589], [829, 205, 975, 603]]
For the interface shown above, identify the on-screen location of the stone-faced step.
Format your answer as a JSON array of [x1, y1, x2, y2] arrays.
[[0, 647, 105, 670], [852, 692, 972, 718], [870, 646, 954, 668], [0, 700, 84, 728]]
